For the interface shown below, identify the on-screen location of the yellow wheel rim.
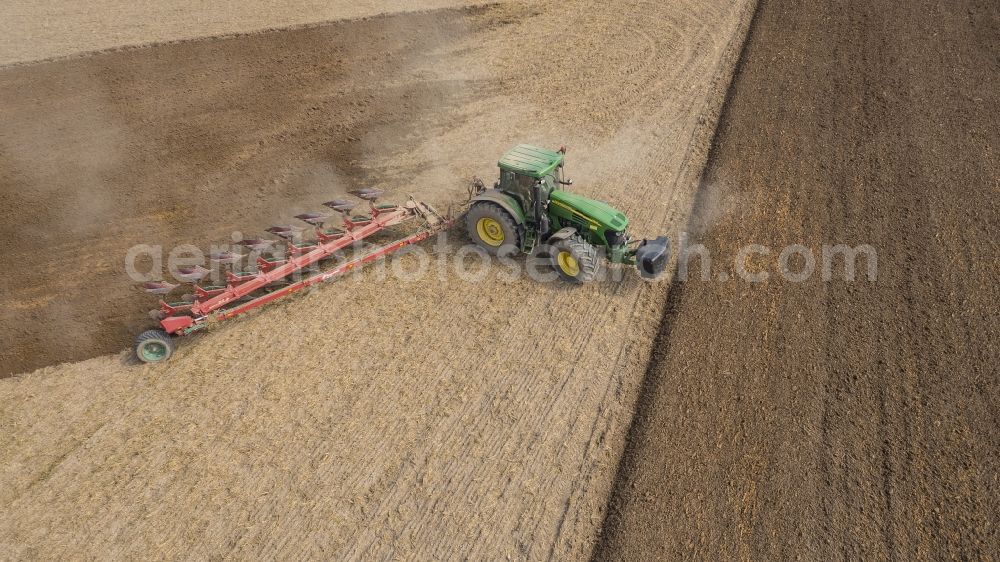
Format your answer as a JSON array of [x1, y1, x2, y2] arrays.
[[476, 217, 505, 247], [557, 251, 580, 276]]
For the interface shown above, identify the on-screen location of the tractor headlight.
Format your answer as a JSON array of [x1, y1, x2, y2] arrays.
[[606, 230, 626, 247]]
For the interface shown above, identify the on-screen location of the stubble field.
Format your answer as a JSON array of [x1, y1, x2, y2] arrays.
[[0, 0, 755, 558]]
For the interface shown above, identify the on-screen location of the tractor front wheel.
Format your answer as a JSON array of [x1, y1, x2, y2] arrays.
[[134, 329, 175, 363], [466, 202, 519, 255], [551, 235, 602, 284]]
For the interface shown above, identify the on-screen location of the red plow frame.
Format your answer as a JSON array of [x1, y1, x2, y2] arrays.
[[135, 197, 451, 362]]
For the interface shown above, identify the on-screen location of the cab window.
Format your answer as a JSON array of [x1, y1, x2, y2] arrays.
[[515, 174, 535, 190]]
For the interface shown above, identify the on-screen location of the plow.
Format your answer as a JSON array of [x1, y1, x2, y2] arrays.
[[135, 145, 670, 363], [135, 191, 449, 363]]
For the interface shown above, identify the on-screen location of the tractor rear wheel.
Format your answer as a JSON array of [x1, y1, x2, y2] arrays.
[[552, 234, 602, 284], [134, 329, 175, 363], [467, 202, 519, 255]]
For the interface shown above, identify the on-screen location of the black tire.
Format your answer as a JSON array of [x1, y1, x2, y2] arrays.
[[551, 234, 602, 284], [466, 202, 520, 255], [134, 329, 175, 363]]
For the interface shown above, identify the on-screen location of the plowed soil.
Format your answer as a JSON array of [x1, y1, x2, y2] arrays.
[[0, 0, 755, 558], [0, 5, 499, 378], [596, 0, 1000, 559]]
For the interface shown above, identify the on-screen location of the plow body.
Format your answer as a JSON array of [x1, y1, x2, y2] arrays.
[[136, 198, 450, 361]]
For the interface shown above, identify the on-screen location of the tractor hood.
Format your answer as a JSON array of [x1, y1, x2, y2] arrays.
[[549, 190, 629, 231]]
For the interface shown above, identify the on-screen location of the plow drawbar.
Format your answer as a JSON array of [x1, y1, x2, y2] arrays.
[[134, 196, 450, 363]]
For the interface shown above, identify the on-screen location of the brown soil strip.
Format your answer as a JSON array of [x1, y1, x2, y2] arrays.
[[596, 0, 1000, 558]]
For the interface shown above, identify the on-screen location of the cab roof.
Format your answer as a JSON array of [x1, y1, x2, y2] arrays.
[[498, 144, 564, 179]]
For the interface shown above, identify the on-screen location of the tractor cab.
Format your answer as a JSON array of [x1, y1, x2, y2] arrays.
[[496, 144, 567, 220]]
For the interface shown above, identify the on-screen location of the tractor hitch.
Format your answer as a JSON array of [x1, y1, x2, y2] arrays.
[[634, 236, 670, 279]]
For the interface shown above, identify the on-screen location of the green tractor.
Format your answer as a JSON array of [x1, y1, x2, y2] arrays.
[[467, 144, 670, 283]]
